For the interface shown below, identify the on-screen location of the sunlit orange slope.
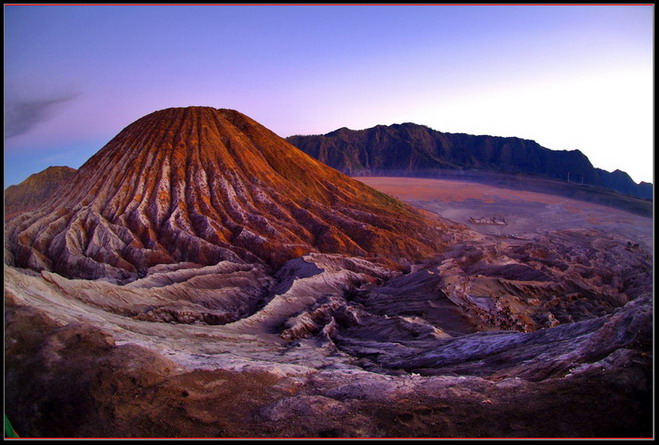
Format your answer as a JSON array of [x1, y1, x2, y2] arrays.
[[6, 107, 446, 281]]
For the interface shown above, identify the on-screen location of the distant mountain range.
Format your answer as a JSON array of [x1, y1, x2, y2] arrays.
[[287, 123, 652, 200]]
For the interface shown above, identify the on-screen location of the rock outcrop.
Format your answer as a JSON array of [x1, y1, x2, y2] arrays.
[[5, 107, 447, 282], [287, 123, 653, 200]]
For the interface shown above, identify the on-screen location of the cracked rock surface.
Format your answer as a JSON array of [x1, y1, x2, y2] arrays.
[[5, 241, 652, 437]]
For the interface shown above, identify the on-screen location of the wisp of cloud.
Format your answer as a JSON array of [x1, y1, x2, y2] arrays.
[[5, 92, 79, 140]]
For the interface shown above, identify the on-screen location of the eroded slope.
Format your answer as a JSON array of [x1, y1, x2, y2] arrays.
[[5, 107, 446, 282]]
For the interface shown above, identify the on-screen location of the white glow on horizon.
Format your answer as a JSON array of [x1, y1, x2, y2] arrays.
[[275, 64, 653, 185], [404, 67, 653, 184]]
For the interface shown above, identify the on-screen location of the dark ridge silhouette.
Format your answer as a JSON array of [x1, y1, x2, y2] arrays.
[[287, 123, 652, 200]]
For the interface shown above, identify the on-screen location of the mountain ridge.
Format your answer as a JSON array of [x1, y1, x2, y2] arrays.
[[4, 166, 77, 221], [286, 123, 652, 200]]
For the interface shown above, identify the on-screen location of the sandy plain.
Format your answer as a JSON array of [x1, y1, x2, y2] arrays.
[[358, 176, 653, 249]]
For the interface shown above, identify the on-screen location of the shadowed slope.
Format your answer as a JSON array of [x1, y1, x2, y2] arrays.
[[4, 166, 77, 221], [5, 107, 446, 282]]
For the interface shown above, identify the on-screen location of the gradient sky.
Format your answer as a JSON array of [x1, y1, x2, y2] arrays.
[[4, 4, 654, 187]]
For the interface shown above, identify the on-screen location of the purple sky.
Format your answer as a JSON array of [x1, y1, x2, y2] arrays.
[[4, 5, 654, 187]]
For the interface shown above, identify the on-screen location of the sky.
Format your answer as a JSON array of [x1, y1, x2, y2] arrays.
[[4, 4, 654, 187]]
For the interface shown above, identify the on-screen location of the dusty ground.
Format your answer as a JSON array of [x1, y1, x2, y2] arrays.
[[358, 177, 653, 249]]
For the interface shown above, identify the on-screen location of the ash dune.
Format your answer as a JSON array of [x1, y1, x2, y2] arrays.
[[4, 107, 653, 438]]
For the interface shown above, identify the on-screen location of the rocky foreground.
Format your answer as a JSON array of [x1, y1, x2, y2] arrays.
[[5, 226, 652, 438]]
